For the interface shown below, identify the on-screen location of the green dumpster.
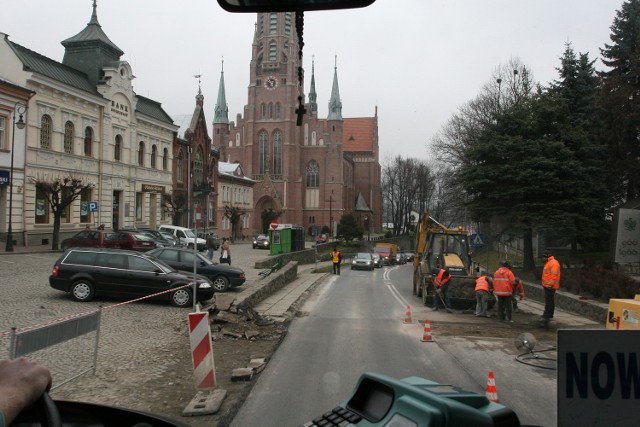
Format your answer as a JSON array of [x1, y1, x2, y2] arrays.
[[269, 224, 305, 255]]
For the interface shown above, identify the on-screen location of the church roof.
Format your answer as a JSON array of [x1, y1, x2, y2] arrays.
[[218, 162, 255, 184], [342, 117, 376, 152]]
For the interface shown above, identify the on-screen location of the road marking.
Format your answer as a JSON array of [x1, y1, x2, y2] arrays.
[[387, 284, 408, 308]]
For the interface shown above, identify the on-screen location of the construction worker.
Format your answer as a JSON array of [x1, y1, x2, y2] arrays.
[[512, 276, 525, 313], [474, 274, 493, 317], [431, 268, 452, 312], [493, 261, 516, 322], [540, 251, 561, 327], [331, 246, 342, 275]]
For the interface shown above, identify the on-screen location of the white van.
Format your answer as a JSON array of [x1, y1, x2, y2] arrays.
[[158, 225, 206, 251]]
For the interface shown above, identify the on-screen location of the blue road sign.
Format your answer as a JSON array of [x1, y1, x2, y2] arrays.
[[470, 233, 485, 247], [88, 201, 98, 212]]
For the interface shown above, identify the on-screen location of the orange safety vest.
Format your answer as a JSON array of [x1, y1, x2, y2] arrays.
[[475, 276, 491, 292], [542, 256, 561, 289], [433, 269, 451, 288], [332, 251, 341, 263], [493, 267, 515, 296]]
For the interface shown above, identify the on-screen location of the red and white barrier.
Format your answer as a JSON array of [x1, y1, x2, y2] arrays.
[[188, 311, 216, 390]]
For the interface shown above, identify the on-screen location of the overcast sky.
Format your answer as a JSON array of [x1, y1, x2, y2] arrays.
[[1, 0, 624, 161]]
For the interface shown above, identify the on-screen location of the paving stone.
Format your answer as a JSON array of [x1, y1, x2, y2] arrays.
[[231, 367, 253, 381]]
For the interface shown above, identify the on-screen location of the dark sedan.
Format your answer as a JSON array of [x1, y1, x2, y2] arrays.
[[148, 247, 246, 292], [253, 234, 270, 249]]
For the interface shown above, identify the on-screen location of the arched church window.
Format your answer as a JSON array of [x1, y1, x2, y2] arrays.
[[194, 147, 204, 185], [273, 131, 282, 175], [259, 131, 268, 174], [269, 13, 277, 34], [306, 160, 320, 188], [269, 40, 277, 61]]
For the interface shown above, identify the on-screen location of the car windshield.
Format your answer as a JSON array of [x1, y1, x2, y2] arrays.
[[356, 253, 371, 259], [132, 233, 155, 241], [184, 230, 196, 238]]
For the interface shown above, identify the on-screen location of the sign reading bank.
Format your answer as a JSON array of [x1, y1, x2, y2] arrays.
[[558, 330, 640, 426]]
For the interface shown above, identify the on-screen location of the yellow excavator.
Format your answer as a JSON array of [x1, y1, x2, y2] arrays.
[[412, 213, 483, 309]]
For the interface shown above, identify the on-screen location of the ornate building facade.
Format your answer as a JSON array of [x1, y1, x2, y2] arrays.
[[211, 12, 382, 237]]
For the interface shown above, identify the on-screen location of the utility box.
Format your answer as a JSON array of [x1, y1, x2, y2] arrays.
[[269, 224, 305, 255], [606, 294, 640, 330]]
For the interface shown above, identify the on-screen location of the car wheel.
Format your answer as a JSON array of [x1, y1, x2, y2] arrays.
[[211, 276, 229, 292], [170, 287, 193, 307], [71, 279, 95, 302], [187, 243, 194, 249]]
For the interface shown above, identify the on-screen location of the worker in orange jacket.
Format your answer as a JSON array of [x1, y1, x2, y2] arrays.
[[474, 274, 493, 317], [431, 268, 452, 311], [493, 261, 516, 322], [511, 276, 525, 313], [541, 252, 561, 327]]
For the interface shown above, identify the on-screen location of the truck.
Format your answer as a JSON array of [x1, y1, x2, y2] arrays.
[[374, 242, 398, 265], [412, 213, 485, 310]]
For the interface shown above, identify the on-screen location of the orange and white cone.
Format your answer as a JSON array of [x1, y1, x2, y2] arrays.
[[403, 305, 413, 324], [421, 320, 435, 342], [485, 371, 499, 403]]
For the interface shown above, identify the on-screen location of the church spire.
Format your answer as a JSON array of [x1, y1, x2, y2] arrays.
[[308, 56, 318, 114], [327, 56, 343, 121], [214, 60, 229, 124]]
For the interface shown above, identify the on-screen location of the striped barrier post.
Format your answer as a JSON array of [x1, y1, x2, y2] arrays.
[[188, 311, 216, 390]]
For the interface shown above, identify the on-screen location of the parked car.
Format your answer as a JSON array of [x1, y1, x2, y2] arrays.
[[197, 232, 220, 250], [315, 233, 329, 244], [158, 230, 183, 247], [148, 247, 246, 292], [371, 253, 382, 268], [119, 228, 176, 248], [351, 252, 374, 271], [158, 225, 206, 250], [49, 248, 214, 307], [253, 234, 270, 249], [61, 230, 157, 252]]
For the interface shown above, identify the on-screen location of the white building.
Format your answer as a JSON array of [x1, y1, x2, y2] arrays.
[[0, 3, 176, 246]]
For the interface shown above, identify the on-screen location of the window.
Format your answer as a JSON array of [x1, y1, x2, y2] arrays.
[[268, 103, 273, 119], [136, 192, 143, 221], [80, 187, 92, 223], [194, 147, 203, 185], [95, 253, 126, 269], [307, 160, 320, 187], [0, 116, 6, 150], [64, 121, 74, 154], [114, 135, 122, 161], [177, 150, 184, 182], [84, 126, 93, 156], [35, 186, 49, 224], [273, 131, 282, 175], [259, 131, 268, 173], [151, 144, 157, 169], [163, 148, 168, 170], [269, 13, 277, 34], [276, 103, 281, 119], [128, 256, 158, 272], [285, 12, 292, 35], [40, 115, 52, 149], [269, 40, 277, 61], [261, 103, 266, 119], [138, 141, 145, 166], [64, 251, 96, 266]]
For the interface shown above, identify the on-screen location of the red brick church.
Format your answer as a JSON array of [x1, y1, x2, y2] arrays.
[[211, 12, 382, 237]]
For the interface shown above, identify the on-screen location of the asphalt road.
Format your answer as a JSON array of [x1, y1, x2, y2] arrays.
[[231, 263, 557, 427]]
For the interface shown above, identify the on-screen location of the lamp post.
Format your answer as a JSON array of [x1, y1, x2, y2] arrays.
[[364, 215, 370, 241], [5, 102, 27, 252]]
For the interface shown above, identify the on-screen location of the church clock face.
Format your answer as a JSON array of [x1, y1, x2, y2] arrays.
[[264, 76, 278, 90]]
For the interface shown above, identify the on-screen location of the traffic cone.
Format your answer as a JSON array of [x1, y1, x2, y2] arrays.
[[421, 320, 435, 342], [403, 305, 413, 324], [485, 371, 499, 403]]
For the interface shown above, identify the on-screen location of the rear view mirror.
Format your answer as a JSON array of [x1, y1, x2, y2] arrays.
[[217, 0, 375, 13]]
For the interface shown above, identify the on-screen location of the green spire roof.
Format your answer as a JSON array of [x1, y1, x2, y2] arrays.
[[214, 61, 229, 124], [61, 0, 123, 58], [327, 57, 342, 121], [308, 57, 318, 113]]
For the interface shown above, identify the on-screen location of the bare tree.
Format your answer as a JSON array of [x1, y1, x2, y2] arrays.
[[223, 205, 246, 241], [31, 174, 95, 250], [163, 193, 186, 226]]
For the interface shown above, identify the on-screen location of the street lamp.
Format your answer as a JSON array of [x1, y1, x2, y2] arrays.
[[364, 215, 370, 241], [5, 102, 27, 252]]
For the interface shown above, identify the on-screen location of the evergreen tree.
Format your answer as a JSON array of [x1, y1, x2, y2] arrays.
[[600, 0, 640, 202]]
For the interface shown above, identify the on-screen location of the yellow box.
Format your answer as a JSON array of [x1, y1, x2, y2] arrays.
[[607, 295, 640, 330]]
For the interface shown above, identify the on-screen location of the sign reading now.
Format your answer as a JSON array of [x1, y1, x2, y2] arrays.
[[558, 329, 640, 426]]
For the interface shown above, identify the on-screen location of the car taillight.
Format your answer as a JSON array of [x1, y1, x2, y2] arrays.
[[52, 266, 59, 277]]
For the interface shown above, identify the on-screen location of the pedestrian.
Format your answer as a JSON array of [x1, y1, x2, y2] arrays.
[[431, 267, 452, 312], [512, 276, 525, 313], [206, 234, 216, 260], [220, 237, 231, 265], [540, 251, 561, 327], [331, 246, 342, 274], [475, 274, 493, 317], [493, 261, 516, 322]]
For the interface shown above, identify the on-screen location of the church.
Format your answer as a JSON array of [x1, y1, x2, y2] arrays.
[[211, 12, 382, 238]]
